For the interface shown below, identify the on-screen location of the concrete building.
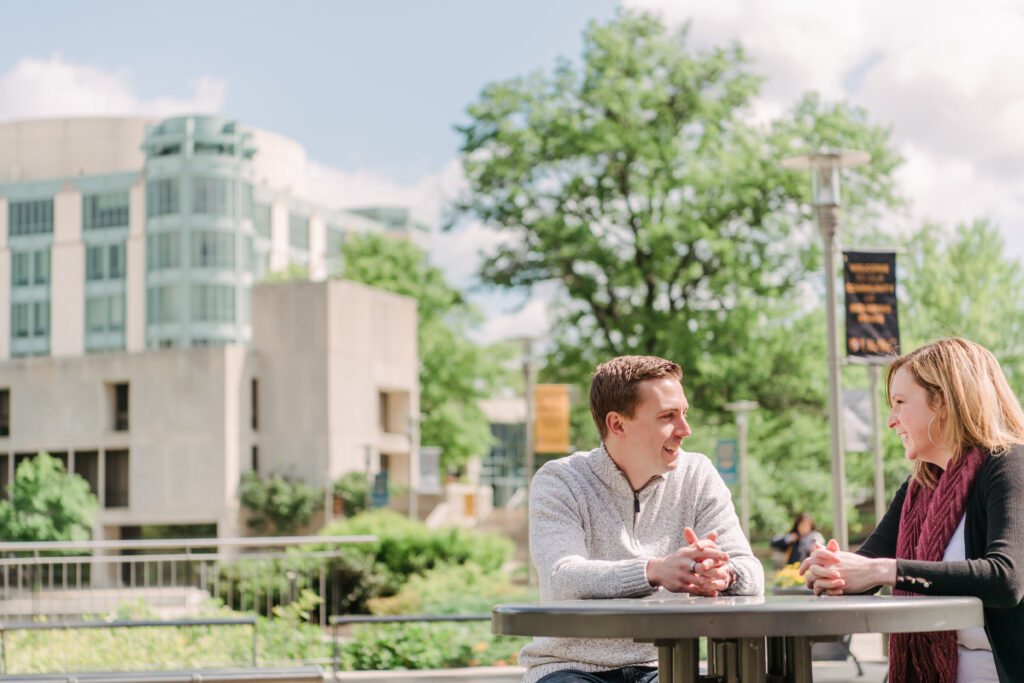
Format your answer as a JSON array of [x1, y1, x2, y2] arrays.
[[0, 115, 428, 357], [0, 116, 422, 540]]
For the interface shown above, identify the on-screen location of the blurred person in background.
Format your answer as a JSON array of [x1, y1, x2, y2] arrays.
[[771, 512, 824, 565]]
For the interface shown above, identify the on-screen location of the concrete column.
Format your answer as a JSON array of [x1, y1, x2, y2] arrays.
[[308, 211, 326, 281], [269, 197, 289, 273], [51, 182, 84, 357], [0, 195, 9, 360], [125, 177, 146, 351]]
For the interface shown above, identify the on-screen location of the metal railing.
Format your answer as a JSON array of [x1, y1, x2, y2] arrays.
[[0, 535, 375, 624]]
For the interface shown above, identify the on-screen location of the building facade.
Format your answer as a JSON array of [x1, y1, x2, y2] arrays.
[[0, 115, 427, 357], [0, 116, 422, 540]]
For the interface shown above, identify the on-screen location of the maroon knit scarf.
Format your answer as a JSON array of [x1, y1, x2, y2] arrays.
[[888, 447, 985, 683]]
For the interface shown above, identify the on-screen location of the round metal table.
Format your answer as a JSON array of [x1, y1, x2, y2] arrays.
[[492, 594, 984, 683]]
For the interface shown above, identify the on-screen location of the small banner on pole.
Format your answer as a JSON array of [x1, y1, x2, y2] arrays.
[[534, 384, 570, 454], [371, 471, 389, 508], [843, 388, 872, 452], [843, 251, 900, 360], [418, 446, 442, 494], [714, 439, 738, 485]]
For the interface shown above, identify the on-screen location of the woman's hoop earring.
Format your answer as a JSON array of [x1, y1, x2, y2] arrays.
[[927, 416, 936, 445]]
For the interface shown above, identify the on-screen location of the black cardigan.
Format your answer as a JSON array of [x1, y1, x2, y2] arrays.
[[857, 444, 1024, 682]]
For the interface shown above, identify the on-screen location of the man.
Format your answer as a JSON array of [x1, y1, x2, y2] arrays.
[[519, 355, 764, 683]]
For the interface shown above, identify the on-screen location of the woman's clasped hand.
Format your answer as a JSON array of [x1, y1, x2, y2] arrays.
[[799, 539, 897, 596]]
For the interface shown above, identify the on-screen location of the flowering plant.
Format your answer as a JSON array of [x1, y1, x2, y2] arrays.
[[773, 562, 804, 588]]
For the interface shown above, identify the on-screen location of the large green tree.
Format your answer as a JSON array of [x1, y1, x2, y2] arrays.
[[0, 452, 98, 542], [341, 233, 509, 467], [451, 10, 910, 542], [738, 220, 1024, 539], [900, 219, 1024, 388], [453, 10, 902, 422]]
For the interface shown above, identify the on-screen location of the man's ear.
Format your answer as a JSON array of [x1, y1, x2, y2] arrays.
[[606, 411, 627, 438]]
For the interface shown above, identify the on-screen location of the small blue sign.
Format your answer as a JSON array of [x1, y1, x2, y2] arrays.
[[715, 439, 738, 485], [371, 471, 389, 508]]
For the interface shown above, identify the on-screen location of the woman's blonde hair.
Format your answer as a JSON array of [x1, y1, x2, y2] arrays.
[[886, 337, 1024, 489]]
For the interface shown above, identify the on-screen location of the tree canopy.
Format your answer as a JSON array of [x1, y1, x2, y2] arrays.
[[453, 10, 902, 418], [0, 452, 98, 543], [899, 219, 1024, 388], [341, 233, 510, 467]]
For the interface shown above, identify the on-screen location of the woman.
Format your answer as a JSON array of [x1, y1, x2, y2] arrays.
[[800, 338, 1024, 682], [770, 512, 824, 565]]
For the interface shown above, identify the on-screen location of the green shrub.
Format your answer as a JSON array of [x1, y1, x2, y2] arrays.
[[214, 509, 516, 621], [332, 472, 408, 518], [333, 471, 369, 517], [338, 621, 528, 670], [320, 509, 513, 577], [369, 562, 536, 615], [215, 547, 397, 620], [338, 561, 537, 670], [239, 471, 321, 535]]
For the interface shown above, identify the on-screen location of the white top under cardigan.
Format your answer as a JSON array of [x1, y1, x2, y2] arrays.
[[943, 514, 998, 683]]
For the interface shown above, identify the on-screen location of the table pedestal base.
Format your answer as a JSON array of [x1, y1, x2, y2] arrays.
[[653, 636, 813, 683]]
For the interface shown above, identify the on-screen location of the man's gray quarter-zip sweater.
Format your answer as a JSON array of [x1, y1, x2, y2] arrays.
[[519, 446, 764, 683]]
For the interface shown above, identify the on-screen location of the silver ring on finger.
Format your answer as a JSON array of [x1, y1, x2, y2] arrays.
[[689, 560, 697, 574]]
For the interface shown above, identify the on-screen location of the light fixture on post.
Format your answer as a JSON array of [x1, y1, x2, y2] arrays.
[[724, 400, 759, 538], [781, 148, 870, 551]]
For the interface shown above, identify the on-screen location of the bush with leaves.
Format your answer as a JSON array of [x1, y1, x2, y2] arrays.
[[5, 596, 330, 673], [368, 562, 536, 615], [215, 545, 396, 621], [0, 452, 98, 543], [239, 471, 321, 535], [338, 562, 536, 669], [320, 509, 514, 578], [216, 510, 513, 619], [331, 471, 408, 518], [332, 471, 368, 517]]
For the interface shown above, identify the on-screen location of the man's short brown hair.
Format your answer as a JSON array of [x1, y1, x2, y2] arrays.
[[589, 355, 683, 440]]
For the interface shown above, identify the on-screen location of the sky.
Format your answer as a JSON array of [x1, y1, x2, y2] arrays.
[[2, 1, 1022, 344]]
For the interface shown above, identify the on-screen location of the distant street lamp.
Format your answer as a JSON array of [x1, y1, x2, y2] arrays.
[[782, 149, 870, 551], [724, 400, 759, 538], [516, 336, 540, 586]]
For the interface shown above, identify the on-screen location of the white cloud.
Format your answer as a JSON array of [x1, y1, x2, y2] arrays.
[[305, 154, 551, 342], [305, 157, 518, 288], [0, 53, 225, 120], [471, 290, 553, 346], [623, 0, 1024, 257], [305, 157, 461, 225]]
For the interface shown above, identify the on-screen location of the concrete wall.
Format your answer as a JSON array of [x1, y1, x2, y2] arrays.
[[252, 279, 419, 489], [0, 278, 419, 538], [0, 118, 156, 183], [125, 177, 146, 352], [0, 196, 8, 360], [51, 182, 84, 356], [0, 345, 246, 533]]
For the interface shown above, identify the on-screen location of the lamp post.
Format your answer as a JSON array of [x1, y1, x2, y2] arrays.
[[724, 400, 759, 538], [782, 149, 870, 551], [515, 337, 540, 586], [408, 411, 424, 521]]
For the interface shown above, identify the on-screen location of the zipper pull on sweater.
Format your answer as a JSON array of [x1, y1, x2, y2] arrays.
[[634, 492, 640, 514]]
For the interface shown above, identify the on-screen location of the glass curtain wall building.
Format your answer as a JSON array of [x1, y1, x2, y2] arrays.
[[0, 115, 424, 359]]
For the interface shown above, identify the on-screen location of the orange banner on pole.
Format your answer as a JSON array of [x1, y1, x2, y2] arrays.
[[534, 384, 570, 454]]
